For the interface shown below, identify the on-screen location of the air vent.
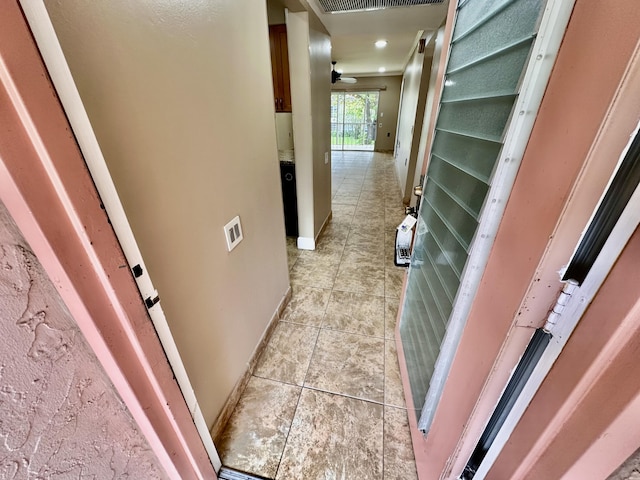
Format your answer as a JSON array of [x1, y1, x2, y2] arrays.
[[318, 0, 444, 14]]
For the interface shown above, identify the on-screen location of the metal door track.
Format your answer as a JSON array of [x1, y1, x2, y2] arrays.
[[218, 467, 273, 480]]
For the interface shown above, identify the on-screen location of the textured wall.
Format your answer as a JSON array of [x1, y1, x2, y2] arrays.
[[0, 201, 166, 479]]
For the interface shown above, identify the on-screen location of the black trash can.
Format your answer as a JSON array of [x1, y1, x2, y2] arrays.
[[280, 161, 298, 237]]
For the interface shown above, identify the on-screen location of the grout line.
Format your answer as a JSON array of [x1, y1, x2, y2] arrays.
[[250, 374, 305, 390], [273, 170, 358, 477], [314, 323, 387, 341], [278, 318, 324, 328], [382, 160, 389, 478], [273, 376, 304, 480], [301, 385, 390, 407]]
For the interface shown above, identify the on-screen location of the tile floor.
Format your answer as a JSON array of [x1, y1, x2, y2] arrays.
[[215, 151, 416, 480]]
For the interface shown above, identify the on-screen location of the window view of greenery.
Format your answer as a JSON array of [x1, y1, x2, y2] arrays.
[[331, 91, 380, 151]]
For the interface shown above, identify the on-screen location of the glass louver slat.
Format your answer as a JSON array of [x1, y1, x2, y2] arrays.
[[442, 40, 534, 102], [421, 203, 469, 275], [449, 0, 543, 70], [428, 156, 490, 218], [437, 96, 517, 143], [430, 132, 500, 184], [425, 182, 479, 251]]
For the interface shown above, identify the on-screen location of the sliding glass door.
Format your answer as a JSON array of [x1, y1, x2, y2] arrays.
[[331, 91, 379, 151]]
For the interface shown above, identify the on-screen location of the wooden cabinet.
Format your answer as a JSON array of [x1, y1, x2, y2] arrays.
[[269, 24, 291, 112]]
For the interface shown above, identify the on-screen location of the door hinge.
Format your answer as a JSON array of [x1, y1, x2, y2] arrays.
[[543, 279, 579, 334], [132, 264, 143, 278], [145, 292, 160, 309]]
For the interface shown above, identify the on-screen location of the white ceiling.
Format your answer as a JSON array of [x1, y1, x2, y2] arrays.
[[305, 0, 449, 76]]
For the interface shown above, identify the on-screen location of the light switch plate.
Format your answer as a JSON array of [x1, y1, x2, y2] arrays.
[[224, 216, 243, 252]]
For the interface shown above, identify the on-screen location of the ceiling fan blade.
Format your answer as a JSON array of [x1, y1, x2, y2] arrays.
[[331, 61, 356, 84]]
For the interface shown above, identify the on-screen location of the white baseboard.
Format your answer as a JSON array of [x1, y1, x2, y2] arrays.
[[297, 236, 315, 250], [297, 212, 333, 251]]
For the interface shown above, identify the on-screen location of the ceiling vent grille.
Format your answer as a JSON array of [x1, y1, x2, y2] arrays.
[[318, 0, 444, 13]]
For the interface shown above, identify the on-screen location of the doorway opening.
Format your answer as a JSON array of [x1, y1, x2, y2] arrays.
[[331, 91, 379, 151]]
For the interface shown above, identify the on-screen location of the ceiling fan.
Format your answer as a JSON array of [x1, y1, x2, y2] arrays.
[[331, 61, 357, 84]]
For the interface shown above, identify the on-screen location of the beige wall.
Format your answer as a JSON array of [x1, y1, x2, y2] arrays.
[[332, 75, 403, 152], [288, 8, 332, 246], [267, 0, 305, 24], [411, 28, 446, 207], [267, 0, 286, 24], [308, 11, 332, 236], [395, 42, 432, 203], [288, 11, 315, 242], [45, 0, 291, 426]]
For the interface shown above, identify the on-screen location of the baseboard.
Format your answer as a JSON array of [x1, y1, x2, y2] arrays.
[[297, 212, 333, 251], [316, 211, 332, 243], [210, 285, 292, 443], [297, 236, 315, 250], [246, 286, 291, 375]]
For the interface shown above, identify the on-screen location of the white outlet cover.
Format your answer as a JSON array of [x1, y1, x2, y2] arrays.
[[224, 216, 243, 252]]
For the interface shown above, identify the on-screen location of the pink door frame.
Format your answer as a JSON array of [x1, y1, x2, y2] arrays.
[[0, 2, 216, 478], [396, 1, 640, 478]]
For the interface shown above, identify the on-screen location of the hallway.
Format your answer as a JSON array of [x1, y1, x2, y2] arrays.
[[215, 151, 417, 479]]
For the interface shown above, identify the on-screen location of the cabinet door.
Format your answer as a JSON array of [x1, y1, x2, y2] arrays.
[[269, 24, 291, 112], [269, 25, 284, 111], [276, 26, 291, 112]]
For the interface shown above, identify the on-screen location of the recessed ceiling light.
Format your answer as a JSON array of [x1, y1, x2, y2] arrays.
[[378, 67, 386, 73], [375, 40, 388, 48]]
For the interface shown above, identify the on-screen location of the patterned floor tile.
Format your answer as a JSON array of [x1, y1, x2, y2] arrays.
[[385, 338, 407, 408], [280, 285, 331, 326], [385, 267, 406, 298], [254, 322, 319, 385], [220, 152, 417, 480], [305, 329, 384, 403], [333, 262, 385, 297], [216, 377, 301, 479], [289, 256, 339, 289], [385, 297, 400, 340], [276, 389, 384, 480], [384, 406, 418, 480], [322, 290, 385, 338]]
